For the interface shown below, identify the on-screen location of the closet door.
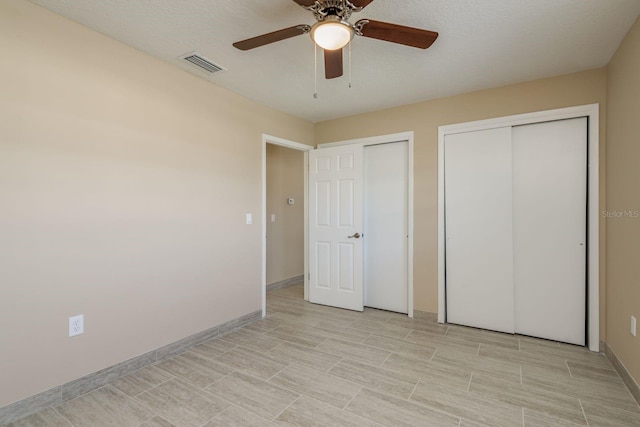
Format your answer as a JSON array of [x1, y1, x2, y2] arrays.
[[512, 118, 587, 345], [364, 141, 408, 313], [444, 127, 515, 333]]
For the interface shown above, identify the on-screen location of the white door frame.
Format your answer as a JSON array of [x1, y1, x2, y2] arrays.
[[317, 131, 415, 317], [261, 134, 312, 317], [437, 104, 600, 351]]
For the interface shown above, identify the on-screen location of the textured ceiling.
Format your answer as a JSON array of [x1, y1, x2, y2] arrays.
[[29, 0, 640, 123]]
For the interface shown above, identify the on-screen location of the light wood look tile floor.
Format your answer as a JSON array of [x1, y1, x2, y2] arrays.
[[10, 283, 640, 427]]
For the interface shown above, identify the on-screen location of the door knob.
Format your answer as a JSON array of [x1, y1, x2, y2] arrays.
[[348, 233, 361, 239]]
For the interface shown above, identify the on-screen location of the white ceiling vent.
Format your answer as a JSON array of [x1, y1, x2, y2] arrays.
[[179, 52, 225, 74]]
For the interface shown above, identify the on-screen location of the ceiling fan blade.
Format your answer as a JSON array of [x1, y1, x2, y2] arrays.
[[350, 0, 376, 9], [356, 19, 438, 49], [233, 25, 310, 51], [291, 0, 316, 7], [324, 48, 343, 79]]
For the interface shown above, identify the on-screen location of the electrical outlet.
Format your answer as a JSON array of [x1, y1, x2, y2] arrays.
[[69, 314, 84, 337], [632, 316, 637, 337]]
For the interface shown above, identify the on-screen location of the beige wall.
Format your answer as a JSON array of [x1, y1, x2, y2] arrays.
[[606, 17, 640, 385], [0, 0, 313, 407], [266, 145, 305, 284], [315, 69, 608, 339]]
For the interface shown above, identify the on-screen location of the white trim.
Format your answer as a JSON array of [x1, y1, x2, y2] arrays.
[[407, 136, 415, 318], [262, 139, 267, 318], [264, 134, 313, 151], [437, 104, 600, 352], [316, 131, 415, 317], [303, 150, 309, 302], [318, 131, 414, 148], [587, 106, 600, 353], [261, 134, 312, 318]]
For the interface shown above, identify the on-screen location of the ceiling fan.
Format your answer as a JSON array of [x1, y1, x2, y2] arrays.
[[233, 0, 439, 79]]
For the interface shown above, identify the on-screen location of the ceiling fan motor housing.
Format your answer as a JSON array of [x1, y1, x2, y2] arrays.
[[308, 0, 362, 22]]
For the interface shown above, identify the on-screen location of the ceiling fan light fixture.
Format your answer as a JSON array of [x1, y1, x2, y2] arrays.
[[310, 17, 354, 50]]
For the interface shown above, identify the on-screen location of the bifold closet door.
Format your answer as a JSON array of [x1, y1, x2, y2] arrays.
[[512, 118, 587, 345], [444, 127, 515, 333]]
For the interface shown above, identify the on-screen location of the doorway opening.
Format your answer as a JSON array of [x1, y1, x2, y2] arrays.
[[261, 135, 312, 317], [266, 144, 304, 288]]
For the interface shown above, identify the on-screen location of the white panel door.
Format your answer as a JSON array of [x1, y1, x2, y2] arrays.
[[445, 127, 515, 333], [364, 142, 408, 313], [512, 118, 587, 345], [309, 144, 364, 311]]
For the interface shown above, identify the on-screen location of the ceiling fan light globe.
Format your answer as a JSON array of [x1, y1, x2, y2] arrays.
[[311, 21, 354, 50]]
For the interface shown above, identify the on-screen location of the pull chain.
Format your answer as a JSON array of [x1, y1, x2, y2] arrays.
[[348, 40, 352, 88], [313, 43, 318, 99]]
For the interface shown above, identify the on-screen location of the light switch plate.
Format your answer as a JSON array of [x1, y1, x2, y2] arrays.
[[246, 213, 252, 225], [632, 316, 637, 337]]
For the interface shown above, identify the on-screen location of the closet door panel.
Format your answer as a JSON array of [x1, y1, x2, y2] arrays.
[[512, 118, 587, 345], [364, 141, 408, 313], [444, 127, 515, 333]]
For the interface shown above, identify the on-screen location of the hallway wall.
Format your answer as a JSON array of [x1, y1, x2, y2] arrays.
[[266, 145, 305, 284]]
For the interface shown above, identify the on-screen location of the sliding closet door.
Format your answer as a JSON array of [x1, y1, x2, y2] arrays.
[[512, 118, 587, 345], [364, 141, 408, 313], [445, 127, 515, 333]]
